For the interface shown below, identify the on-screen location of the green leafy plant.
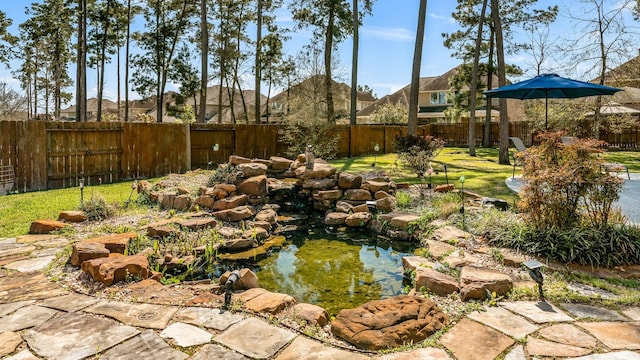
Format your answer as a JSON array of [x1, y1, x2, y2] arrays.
[[278, 118, 339, 159], [79, 194, 113, 221], [207, 164, 243, 186]]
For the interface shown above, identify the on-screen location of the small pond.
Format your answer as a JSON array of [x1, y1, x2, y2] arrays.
[[249, 230, 414, 317]]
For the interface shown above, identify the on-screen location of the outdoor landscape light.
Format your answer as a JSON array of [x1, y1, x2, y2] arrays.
[[213, 143, 219, 152], [79, 177, 85, 206], [373, 143, 380, 169], [524, 259, 545, 301]]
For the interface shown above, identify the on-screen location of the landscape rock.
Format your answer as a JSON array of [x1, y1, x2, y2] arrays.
[[29, 220, 68, 234], [376, 196, 397, 213], [295, 163, 336, 179], [237, 288, 297, 314], [212, 194, 248, 210], [81, 254, 152, 286], [344, 189, 372, 201], [175, 218, 217, 230], [331, 295, 448, 351], [221, 238, 257, 251], [459, 266, 513, 301], [389, 214, 420, 230], [423, 240, 456, 260], [58, 210, 88, 223], [229, 155, 252, 165], [435, 184, 454, 193], [147, 225, 179, 238], [238, 175, 267, 196], [254, 209, 277, 224], [242, 227, 268, 241], [324, 212, 349, 225], [292, 303, 329, 326], [352, 204, 369, 213], [335, 201, 353, 213], [345, 212, 372, 227], [338, 172, 362, 189], [432, 226, 473, 244], [302, 178, 336, 189], [71, 242, 110, 266], [415, 268, 460, 296], [194, 195, 216, 209], [212, 205, 257, 222], [161, 194, 176, 209], [270, 156, 293, 170], [364, 180, 391, 193], [81, 232, 137, 254], [220, 268, 259, 289], [238, 163, 268, 177], [315, 190, 343, 201], [172, 195, 192, 211]]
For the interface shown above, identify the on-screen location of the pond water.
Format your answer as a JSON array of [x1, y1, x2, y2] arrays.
[[249, 231, 414, 317]]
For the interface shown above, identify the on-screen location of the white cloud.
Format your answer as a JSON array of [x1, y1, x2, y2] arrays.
[[361, 26, 414, 42], [429, 12, 456, 25]]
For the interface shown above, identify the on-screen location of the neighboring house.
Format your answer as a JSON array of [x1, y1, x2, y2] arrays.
[[60, 98, 119, 121], [357, 66, 524, 124], [597, 53, 640, 111], [264, 75, 378, 122]]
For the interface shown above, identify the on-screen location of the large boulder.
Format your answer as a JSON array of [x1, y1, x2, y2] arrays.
[[58, 210, 88, 223], [212, 205, 257, 222], [270, 156, 293, 171], [331, 296, 448, 351], [238, 175, 267, 197], [29, 219, 68, 234], [81, 254, 152, 286], [338, 172, 362, 189], [229, 155, 252, 165], [459, 266, 513, 301], [238, 163, 268, 177]]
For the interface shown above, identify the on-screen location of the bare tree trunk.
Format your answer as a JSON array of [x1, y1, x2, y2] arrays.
[[199, 0, 208, 123], [324, 4, 335, 124], [492, 0, 510, 165], [408, 0, 427, 135], [125, 0, 131, 122], [255, 0, 262, 124], [97, 0, 113, 123], [76, 0, 87, 122], [350, 0, 358, 125], [468, 0, 488, 157], [483, 30, 494, 147]]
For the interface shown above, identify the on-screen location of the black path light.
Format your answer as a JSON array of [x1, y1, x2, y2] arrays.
[[524, 259, 546, 301]]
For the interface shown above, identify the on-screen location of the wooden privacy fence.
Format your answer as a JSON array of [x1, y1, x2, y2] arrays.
[[4, 120, 633, 193]]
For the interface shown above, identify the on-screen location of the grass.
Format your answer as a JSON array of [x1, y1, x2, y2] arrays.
[[330, 146, 640, 205], [0, 180, 147, 237]]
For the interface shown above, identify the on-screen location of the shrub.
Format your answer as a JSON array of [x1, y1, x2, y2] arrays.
[[394, 134, 444, 179], [79, 194, 113, 221], [207, 164, 243, 186], [518, 132, 624, 229]]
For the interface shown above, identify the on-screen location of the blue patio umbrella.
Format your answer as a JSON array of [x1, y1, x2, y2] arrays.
[[483, 73, 622, 129]]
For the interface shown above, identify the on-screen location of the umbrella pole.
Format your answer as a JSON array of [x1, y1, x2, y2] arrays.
[[545, 95, 549, 129]]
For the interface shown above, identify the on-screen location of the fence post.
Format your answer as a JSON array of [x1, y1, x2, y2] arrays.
[[185, 123, 191, 171]]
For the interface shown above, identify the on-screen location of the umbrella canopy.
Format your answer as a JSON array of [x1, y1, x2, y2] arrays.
[[483, 73, 622, 128], [586, 102, 640, 115]]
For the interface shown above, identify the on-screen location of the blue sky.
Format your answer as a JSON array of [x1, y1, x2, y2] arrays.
[[0, 0, 638, 104]]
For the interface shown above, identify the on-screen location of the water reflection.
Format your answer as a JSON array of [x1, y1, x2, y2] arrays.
[[253, 232, 412, 317]]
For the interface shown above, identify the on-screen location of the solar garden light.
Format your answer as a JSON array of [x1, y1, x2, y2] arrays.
[[373, 143, 380, 169], [524, 259, 545, 301], [79, 176, 85, 206], [208, 144, 220, 169]]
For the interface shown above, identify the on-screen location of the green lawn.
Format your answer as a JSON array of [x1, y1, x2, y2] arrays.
[[1, 146, 638, 238], [0, 181, 143, 237]]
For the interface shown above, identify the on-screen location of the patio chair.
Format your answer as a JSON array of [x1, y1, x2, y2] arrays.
[[508, 137, 528, 179], [562, 136, 630, 179]]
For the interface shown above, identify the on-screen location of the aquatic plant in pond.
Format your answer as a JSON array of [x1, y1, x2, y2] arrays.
[[251, 231, 413, 317]]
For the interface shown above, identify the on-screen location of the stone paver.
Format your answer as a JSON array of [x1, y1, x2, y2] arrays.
[[0, 331, 22, 357], [0, 272, 68, 303], [500, 301, 574, 323], [215, 317, 297, 359], [622, 307, 640, 321], [42, 293, 100, 312], [3, 255, 56, 272], [0, 305, 58, 332], [190, 344, 250, 360], [0, 299, 34, 317], [375, 347, 451, 360], [276, 336, 370, 360], [439, 318, 514, 360], [100, 329, 188, 360], [23, 312, 140, 360], [561, 303, 628, 321], [4, 349, 40, 360], [84, 300, 178, 329], [527, 337, 592, 357], [467, 306, 539, 338], [577, 322, 640, 350], [568, 351, 640, 360], [173, 306, 244, 331], [15, 234, 59, 244], [0, 245, 36, 258], [539, 323, 597, 349], [160, 322, 212, 347], [504, 345, 526, 360]]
